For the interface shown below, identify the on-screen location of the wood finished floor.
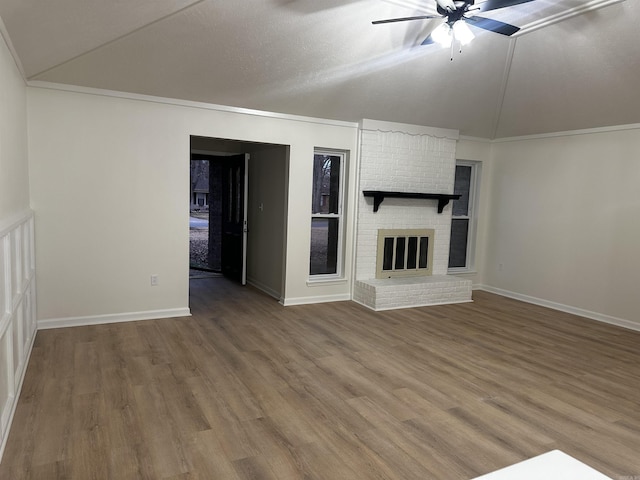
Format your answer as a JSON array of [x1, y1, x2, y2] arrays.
[[1, 278, 640, 479]]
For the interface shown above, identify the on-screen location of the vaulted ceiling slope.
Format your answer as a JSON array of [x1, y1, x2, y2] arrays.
[[1, 0, 638, 138]]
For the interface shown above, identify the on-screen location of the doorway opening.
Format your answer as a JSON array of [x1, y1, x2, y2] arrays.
[[190, 158, 219, 276], [190, 153, 247, 283], [189, 136, 289, 301]]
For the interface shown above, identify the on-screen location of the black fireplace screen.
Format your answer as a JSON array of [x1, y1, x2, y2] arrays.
[[382, 236, 429, 272]]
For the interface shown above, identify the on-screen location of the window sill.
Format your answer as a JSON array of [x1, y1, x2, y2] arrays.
[[447, 269, 477, 275], [306, 278, 348, 287]]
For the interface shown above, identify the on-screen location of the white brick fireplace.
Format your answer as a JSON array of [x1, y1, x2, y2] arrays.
[[353, 119, 472, 310]]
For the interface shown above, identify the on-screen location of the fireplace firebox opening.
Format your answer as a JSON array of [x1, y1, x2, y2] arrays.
[[376, 229, 434, 279]]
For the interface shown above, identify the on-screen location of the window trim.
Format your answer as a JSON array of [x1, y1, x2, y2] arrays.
[[309, 149, 347, 280], [448, 160, 481, 274]]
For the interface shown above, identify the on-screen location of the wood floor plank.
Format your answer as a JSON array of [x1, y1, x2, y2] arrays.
[[1, 279, 640, 479]]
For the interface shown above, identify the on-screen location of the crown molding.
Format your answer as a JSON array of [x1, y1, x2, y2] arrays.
[[514, 0, 626, 37], [26, 80, 360, 129], [493, 122, 640, 143]]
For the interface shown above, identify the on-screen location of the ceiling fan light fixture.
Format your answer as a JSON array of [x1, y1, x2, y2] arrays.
[[432, 23, 453, 48], [452, 20, 475, 45]]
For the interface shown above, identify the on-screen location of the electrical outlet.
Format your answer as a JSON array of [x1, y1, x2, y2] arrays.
[[150, 274, 159, 286], [498, 263, 503, 272]]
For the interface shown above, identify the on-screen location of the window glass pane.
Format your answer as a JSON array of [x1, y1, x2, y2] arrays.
[[448, 218, 469, 268], [452, 165, 471, 216], [310, 218, 339, 275], [312, 154, 341, 214]]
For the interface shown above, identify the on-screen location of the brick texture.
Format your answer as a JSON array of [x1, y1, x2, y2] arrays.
[[353, 276, 472, 311], [357, 126, 457, 279], [355, 123, 471, 309]]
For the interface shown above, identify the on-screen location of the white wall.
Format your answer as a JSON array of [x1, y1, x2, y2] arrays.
[[247, 145, 288, 299], [0, 35, 29, 221], [483, 127, 640, 328], [0, 24, 37, 460], [27, 86, 359, 324]]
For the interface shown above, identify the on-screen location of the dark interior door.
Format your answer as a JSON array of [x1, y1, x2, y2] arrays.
[[221, 154, 247, 284]]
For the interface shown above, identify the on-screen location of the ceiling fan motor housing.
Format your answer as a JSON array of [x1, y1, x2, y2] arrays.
[[437, 0, 472, 23]]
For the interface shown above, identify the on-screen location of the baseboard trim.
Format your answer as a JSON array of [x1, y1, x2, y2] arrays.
[[247, 277, 281, 300], [37, 308, 192, 330], [280, 293, 351, 306], [477, 285, 640, 332]]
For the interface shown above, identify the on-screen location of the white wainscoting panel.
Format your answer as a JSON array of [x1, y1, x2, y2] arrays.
[[0, 211, 37, 460]]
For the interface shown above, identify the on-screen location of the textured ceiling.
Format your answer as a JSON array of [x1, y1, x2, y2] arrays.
[[1, 0, 638, 138]]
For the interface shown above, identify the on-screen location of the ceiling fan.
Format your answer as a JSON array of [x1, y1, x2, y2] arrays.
[[373, 0, 537, 47]]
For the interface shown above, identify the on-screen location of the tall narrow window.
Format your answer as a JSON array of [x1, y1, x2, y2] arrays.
[[310, 150, 345, 277], [448, 161, 481, 271]]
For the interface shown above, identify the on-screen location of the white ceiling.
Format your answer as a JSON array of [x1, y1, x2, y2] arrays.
[[1, 0, 638, 138]]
